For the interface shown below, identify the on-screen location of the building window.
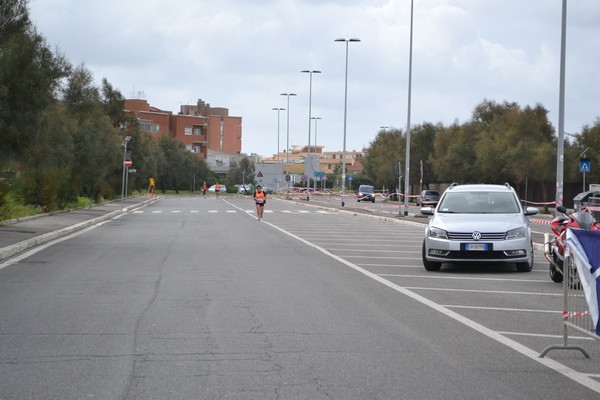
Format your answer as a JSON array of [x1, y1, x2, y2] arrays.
[[184, 127, 192, 136], [193, 126, 202, 136]]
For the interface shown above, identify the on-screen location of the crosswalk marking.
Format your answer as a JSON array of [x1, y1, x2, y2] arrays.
[[133, 209, 329, 215]]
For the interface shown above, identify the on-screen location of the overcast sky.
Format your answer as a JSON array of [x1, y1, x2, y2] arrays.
[[29, 0, 599, 157]]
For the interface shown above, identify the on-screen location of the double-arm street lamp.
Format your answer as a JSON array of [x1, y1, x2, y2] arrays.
[[272, 107, 285, 191], [120, 136, 131, 210], [301, 69, 321, 198], [312, 116, 322, 190], [335, 38, 360, 207], [272, 107, 285, 161], [281, 93, 297, 195]]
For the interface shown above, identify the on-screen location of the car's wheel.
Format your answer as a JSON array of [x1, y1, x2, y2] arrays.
[[549, 264, 563, 283], [422, 241, 442, 271], [371, 198, 375, 203], [516, 245, 533, 272]]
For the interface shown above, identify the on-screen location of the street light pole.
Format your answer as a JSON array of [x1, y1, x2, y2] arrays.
[[301, 70, 321, 200], [312, 116, 322, 191], [120, 136, 131, 210], [555, 0, 567, 210], [272, 107, 285, 192], [403, 0, 414, 216], [281, 93, 297, 197], [335, 38, 360, 207]]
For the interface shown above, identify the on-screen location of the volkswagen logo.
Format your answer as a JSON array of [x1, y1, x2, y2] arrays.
[[472, 231, 482, 241]]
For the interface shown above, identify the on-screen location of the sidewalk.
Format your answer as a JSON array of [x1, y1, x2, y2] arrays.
[[0, 196, 156, 262]]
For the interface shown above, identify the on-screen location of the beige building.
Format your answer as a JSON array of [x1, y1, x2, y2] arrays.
[[263, 145, 365, 175]]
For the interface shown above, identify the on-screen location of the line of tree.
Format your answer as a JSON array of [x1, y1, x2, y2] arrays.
[[1, 0, 215, 217], [363, 100, 600, 203]]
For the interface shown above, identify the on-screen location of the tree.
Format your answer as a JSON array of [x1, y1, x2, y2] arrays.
[[363, 128, 404, 190], [0, 0, 70, 165]]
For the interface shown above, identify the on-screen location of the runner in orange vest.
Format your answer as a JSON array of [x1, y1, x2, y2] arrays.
[[215, 182, 221, 199], [201, 182, 207, 198], [253, 185, 266, 221]]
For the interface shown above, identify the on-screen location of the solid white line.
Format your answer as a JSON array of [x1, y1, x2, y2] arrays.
[[0, 224, 100, 270], [377, 273, 550, 283], [443, 305, 560, 314], [498, 331, 595, 341], [402, 286, 562, 297], [223, 199, 600, 393]]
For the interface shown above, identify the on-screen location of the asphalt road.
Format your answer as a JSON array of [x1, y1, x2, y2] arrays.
[[0, 195, 598, 400]]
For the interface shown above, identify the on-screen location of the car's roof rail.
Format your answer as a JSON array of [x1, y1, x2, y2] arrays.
[[449, 182, 460, 189]]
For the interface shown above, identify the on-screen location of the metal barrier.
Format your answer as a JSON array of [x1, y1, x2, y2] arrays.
[[540, 253, 599, 358]]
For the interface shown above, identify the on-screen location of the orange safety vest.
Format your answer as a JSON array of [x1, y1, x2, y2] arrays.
[[215, 183, 221, 190], [254, 191, 266, 204]]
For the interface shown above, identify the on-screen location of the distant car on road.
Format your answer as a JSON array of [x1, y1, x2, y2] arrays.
[[416, 190, 440, 207], [261, 186, 274, 194], [208, 184, 227, 193], [237, 184, 252, 194], [357, 185, 376, 203]]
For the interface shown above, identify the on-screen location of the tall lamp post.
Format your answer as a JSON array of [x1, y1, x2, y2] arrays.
[[311, 116, 322, 190], [403, 0, 414, 216], [272, 107, 285, 192], [335, 38, 360, 207], [120, 136, 131, 210], [555, 0, 567, 210], [281, 93, 297, 197], [301, 70, 321, 199]]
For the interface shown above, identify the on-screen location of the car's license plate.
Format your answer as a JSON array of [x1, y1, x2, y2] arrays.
[[465, 243, 488, 251]]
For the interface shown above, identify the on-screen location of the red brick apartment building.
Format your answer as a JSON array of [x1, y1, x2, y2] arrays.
[[124, 98, 242, 159]]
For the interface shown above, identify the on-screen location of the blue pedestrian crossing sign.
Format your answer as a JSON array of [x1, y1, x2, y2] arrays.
[[579, 158, 591, 173]]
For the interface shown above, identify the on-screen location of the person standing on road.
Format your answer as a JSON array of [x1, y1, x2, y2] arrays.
[[201, 182, 207, 198], [215, 182, 221, 199], [253, 185, 266, 221]]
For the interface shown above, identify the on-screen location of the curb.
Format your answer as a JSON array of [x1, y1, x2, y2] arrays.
[[0, 198, 157, 262]]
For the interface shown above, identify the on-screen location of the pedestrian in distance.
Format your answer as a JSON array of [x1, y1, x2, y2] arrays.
[[254, 185, 266, 221], [201, 182, 207, 198], [215, 182, 221, 199]]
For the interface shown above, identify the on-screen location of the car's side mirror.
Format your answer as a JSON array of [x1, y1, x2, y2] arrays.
[[420, 207, 434, 216], [524, 207, 539, 216]]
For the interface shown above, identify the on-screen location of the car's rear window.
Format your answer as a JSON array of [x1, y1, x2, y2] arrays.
[[359, 185, 374, 193], [438, 192, 520, 214]]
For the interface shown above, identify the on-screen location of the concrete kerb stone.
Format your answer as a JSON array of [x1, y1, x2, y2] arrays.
[[0, 197, 158, 262]]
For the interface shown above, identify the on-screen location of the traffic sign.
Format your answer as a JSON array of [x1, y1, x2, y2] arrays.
[[257, 171, 263, 177], [580, 158, 591, 173], [347, 175, 353, 181], [123, 160, 132, 167], [285, 174, 291, 182]]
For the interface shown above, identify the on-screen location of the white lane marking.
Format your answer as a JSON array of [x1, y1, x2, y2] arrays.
[[498, 331, 595, 341], [133, 211, 144, 214], [223, 199, 600, 394], [377, 273, 550, 284], [191, 210, 199, 213], [152, 211, 162, 213], [402, 286, 562, 297], [208, 210, 218, 213], [171, 210, 181, 213], [0, 224, 101, 270], [227, 210, 237, 213], [443, 305, 560, 314]]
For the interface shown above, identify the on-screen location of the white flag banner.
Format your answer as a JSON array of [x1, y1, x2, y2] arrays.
[[566, 228, 600, 336]]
